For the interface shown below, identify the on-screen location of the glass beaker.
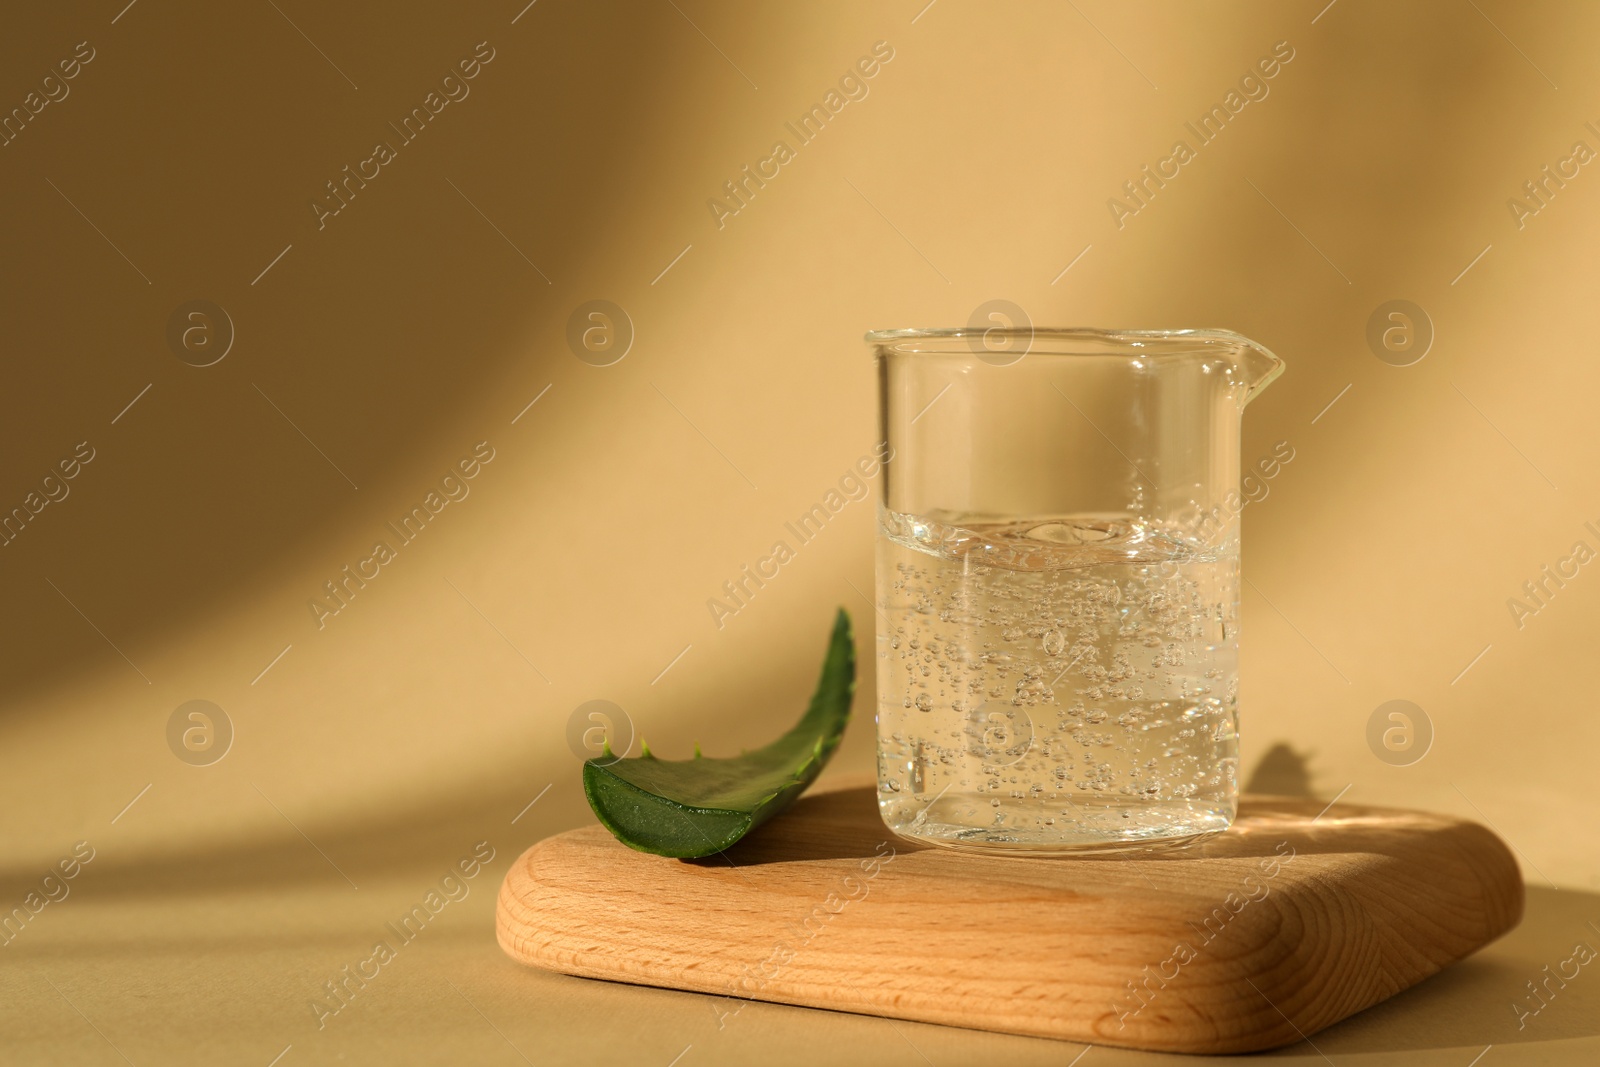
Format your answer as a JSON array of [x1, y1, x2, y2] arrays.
[[869, 327, 1283, 852]]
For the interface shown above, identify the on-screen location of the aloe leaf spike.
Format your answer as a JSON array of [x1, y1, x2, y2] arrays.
[[581, 609, 855, 858]]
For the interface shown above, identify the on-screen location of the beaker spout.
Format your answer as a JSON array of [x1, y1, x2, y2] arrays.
[[1229, 333, 1285, 408]]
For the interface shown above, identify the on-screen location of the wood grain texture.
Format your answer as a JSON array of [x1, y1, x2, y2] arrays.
[[496, 784, 1523, 1054]]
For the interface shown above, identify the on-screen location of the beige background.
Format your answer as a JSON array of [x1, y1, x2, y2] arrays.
[[2, 0, 1598, 1063]]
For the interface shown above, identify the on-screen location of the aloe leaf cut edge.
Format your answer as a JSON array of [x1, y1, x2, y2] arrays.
[[582, 608, 855, 858]]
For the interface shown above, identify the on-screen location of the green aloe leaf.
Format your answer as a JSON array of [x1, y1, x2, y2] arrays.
[[582, 608, 855, 858]]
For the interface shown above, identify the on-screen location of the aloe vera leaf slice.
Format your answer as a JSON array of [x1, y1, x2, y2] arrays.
[[581, 608, 855, 858]]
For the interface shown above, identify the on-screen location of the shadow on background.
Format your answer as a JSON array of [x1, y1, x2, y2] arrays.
[[1243, 741, 1317, 798], [0, 1, 678, 710], [0, 1, 1571, 717]]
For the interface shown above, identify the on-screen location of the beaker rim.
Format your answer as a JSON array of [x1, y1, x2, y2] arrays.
[[868, 326, 1285, 403], [865, 325, 1264, 355]]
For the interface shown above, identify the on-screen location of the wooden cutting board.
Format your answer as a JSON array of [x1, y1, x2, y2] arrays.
[[496, 783, 1522, 1054]]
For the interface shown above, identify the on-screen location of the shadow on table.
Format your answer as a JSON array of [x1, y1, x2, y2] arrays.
[[710, 781, 1503, 869], [715, 740, 1325, 867], [3, 744, 1588, 1056]]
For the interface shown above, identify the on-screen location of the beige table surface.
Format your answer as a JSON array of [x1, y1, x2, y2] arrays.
[[6, 770, 1596, 1067]]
